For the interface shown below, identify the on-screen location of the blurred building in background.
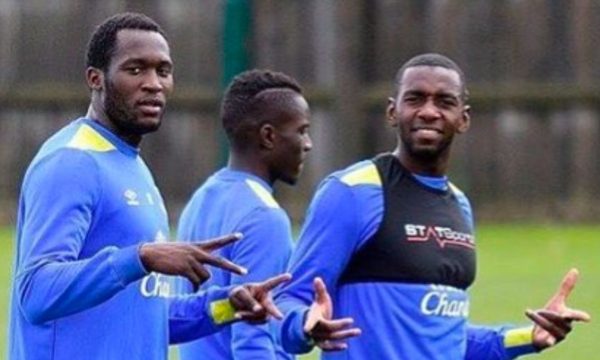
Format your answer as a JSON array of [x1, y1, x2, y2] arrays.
[[1, 0, 600, 224]]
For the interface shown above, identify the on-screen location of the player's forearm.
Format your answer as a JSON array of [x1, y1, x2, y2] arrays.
[[168, 285, 234, 344], [16, 245, 145, 324], [276, 304, 314, 354], [465, 324, 537, 360], [502, 326, 538, 359]]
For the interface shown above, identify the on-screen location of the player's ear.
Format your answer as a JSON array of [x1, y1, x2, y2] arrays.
[[259, 123, 276, 150], [386, 97, 399, 127], [86, 67, 104, 91], [457, 104, 471, 134]]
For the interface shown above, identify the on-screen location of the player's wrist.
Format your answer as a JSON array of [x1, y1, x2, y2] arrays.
[[302, 310, 317, 347], [138, 243, 157, 272], [503, 326, 539, 358], [303, 328, 316, 346]]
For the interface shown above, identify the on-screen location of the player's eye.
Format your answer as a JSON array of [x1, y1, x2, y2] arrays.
[[437, 97, 458, 108], [127, 67, 142, 75], [299, 126, 310, 135], [157, 66, 173, 77], [404, 96, 422, 104]]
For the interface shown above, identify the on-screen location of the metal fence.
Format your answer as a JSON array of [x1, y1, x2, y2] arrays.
[[2, 0, 600, 224]]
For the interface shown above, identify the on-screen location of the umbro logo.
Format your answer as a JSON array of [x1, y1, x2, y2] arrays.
[[123, 189, 160, 207], [124, 189, 140, 206]]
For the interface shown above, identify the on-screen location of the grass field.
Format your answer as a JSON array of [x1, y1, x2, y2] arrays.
[[1, 224, 598, 359]]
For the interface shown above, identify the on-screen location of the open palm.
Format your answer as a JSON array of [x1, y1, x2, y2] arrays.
[[303, 277, 361, 351]]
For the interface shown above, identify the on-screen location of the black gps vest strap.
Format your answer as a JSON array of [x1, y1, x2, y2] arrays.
[[339, 154, 476, 289]]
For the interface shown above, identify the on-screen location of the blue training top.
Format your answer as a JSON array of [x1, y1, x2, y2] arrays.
[[177, 168, 294, 359], [9, 118, 233, 360], [275, 159, 538, 360]]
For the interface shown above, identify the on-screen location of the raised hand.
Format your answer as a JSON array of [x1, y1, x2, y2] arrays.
[[526, 268, 591, 349], [229, 273, 292, 323], [303, 277, 361, 351], [139, 233, 247, 290]]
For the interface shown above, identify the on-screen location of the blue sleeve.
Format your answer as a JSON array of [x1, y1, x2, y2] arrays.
[[275, 178, 382, 354], [228, 207, 293, 359], [168, 285, 234, 344], [450, 184, 474, 232], [466, 325, 538, 359], [14, 150, 147, 325]]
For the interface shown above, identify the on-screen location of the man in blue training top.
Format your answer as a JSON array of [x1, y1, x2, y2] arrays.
[[8, 12, 289, 360], [275, 53, 591, 359], [176, 69, 317, 359]]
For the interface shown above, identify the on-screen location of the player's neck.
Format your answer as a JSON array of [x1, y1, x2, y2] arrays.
[[85, 104, 142, 147], [393, 148, 449, 177], [228, 153, 274, 186]]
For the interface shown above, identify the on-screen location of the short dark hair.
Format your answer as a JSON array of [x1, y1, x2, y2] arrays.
[[86, 12, 166, 71], [221, 69, 303, 148], [395, 53, 468, 100]]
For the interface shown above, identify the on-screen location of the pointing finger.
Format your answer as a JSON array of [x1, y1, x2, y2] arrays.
[[547, 268, 579, 307], [198, 251, 247, 275], [563, 309, 592, 322], [198, 232, 244, 252], [259, 273, 292, 292]]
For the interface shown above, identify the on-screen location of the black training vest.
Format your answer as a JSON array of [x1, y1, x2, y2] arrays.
[[340, 154, 476, 289]]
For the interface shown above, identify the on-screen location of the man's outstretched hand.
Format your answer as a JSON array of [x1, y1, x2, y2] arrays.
[[229, 273, 292, 324], [303, 277, 361, 351], [139, 233, 247, 290], [526, 268, 591, 350]]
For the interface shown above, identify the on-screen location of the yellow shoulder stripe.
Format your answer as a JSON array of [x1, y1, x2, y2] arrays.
[[504, 326, 534, 348], [67, 124, 115, 152], [245, 179, 279, 208], [449, 182, 463, 195], [340, 164, 381, 186]]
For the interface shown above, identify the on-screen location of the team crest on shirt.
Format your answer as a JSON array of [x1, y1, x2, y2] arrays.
[[405, 224, 475, 249]]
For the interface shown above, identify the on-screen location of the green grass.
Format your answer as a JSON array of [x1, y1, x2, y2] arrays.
[[2, 225, 599, 359], [468, 224, 599, 359]]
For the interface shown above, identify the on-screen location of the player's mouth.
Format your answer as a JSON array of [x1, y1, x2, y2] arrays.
[[296, 156, 307, 172], [412, 127, 443, 139], [412, 126, 442, 134], [137, 99, 165, 116]]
